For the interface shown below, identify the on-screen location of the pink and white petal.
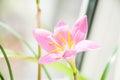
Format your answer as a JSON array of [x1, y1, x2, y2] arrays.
[[33, 29, 55, 52], [54, 23, 69, 43], [55, 21, 67, 28], [75, 40, 100, 52], [39, 54, 61, 64], [72, 15, 88, 43], [52, 34, 64, 46], [63, 50, 76, 59]]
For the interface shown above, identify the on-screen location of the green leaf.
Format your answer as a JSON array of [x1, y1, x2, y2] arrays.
[[48, 62, 73, 79], [48, 62, 87, 80], [42, 65, 52, 80], [78, 73, 87, 80], [0, 71, 4, 80], [0, 22, 37, 57], [0, 45, 14, 80], [0, 49, 52, 80], [0, 49, 87, 80], [0, 49, 38, 62], [101, 47, 119, 80]]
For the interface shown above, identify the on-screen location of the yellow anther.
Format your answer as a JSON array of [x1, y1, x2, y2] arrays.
[[49, 41, 64, 53], [68, 32, 71, 45], [70, 41, 75, 48], [50, 48, 62, 53], [68, 32, 72, 48], [57, 32, 66, 45], [49, 42, 63, 50]]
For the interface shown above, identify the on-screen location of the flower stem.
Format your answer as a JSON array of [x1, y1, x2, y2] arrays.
[[37, 46, 41, 80], [36, 0, 41, 80], [74, 74, 78, 80], [0, 45, 14, 80], [36, 0, 41, 28], [36, 0, 40, 5], [67, 59, 78, 80], [35, 1, 51, 80]]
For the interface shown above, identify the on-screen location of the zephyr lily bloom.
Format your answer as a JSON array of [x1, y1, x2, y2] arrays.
[[33, 16, 99, 64]]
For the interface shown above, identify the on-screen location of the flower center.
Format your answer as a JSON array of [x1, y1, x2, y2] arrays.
[[49, 42, 64, 53], [49, 32, 75, 53]]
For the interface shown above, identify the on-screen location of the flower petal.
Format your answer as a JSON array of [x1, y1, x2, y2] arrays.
[[55, 21, 67, 28], [39, 54, 61, 64], [54, 21, 69, 45], [33, 29, 55, 52], [75, 40, 100, 52], [63, 50, 76, 59], [72, 15, 88, 43]]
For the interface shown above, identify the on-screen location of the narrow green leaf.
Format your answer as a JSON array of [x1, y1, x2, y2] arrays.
[[101, 47, 119, 80], [0, 22, 37, 57], [0, 48, 87, 80], [0, 71, 4, 80], [0, 49, 52, 80], [42, 65, 52, 80], [0, 49, 37, 62], [0, 45, 14, 80], [0, 18, 51, 80]]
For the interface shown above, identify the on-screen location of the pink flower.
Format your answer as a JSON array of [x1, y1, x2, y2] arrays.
[[33, 16, 99, 64]]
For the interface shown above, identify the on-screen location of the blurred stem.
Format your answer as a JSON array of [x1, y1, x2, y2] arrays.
[[36, 0, 51, 80], [37, 46, 41, 80], [67, 59, 78, 80], [36, 0, 41, 28], [36, 0, 41, 79], [0, 72, 4, 80], [36, 0, 41, 80], [0, 45, 14, 80], [36, 0, 40, 5]]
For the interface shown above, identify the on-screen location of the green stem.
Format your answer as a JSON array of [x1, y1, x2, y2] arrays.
[[36, 0, 41, 79], [37, 45, 41, 80], [38, 63, 41, 80], [36, 0, 40, 5], [0, 45, 14, 80], [67, 59, 78, 80], [0, 72, 4, 80], [35, 0, 51, 80]]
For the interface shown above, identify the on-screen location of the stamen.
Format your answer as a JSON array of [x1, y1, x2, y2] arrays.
[[49, 42, 63, 50], [50, 48, 62, 53], [68, 32, 71, 45], [48, 35, 64, 53], [57, 32, 66, 45], [70, 41, 75, 48], [68, 32, 72, 48]]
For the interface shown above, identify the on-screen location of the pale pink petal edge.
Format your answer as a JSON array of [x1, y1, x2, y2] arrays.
[[33, 29, 55, 52], [75, 40, 100, 52], [39, 54, 61, 64], [63, 50, 76, 59], [72, 15, 88, 43]]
